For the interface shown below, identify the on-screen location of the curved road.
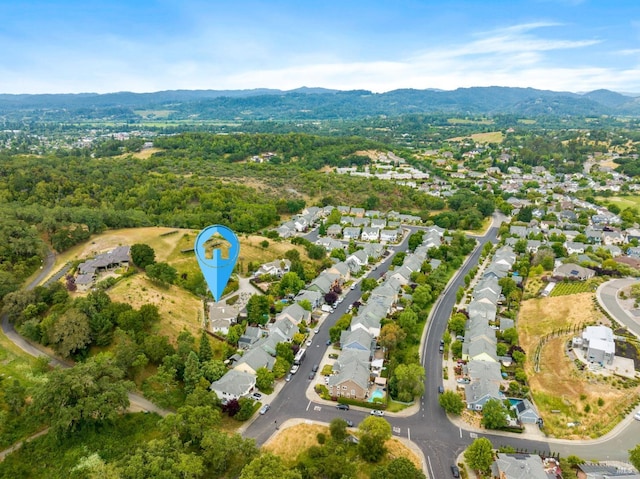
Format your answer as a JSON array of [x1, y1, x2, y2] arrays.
[[1, 250, 168, 417], [245, 214, 638, 478]]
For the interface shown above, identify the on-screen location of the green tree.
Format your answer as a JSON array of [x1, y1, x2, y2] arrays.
[[31, 353, 132, 437], [438, 390, 464, 415], [239, 452, 302, 479], [276, 342, 295, 364], [201, 359, 227, 382], [371, 457, 426, 479], [379, 323, 406, 353], [201, 430, 258, 476], [4, 378, 26, 414], [198, 332, 213, 362], [448, 313, 467, 336], [48, 307, 92, 358], [412, 284, 433, 309], [120, 437, 205, 479], [146, 262, 178, 285], [131, 243, 156, 268], [397, 309, 419, 342], [501, 327, 518, 346], [329, 417, 349, 442], [279, 272, 305, 297], [360, 278, 378, 292], [481, 398, 507, 429], [330, 248, 346, 261], [358, 416, 392, 462], [464, 437, 494, 474], [329, 314, 352, 343], [255, 366, 275, 391], [298, 299, 312, 311], [628, 445, 640, 471], [183, 351, 203, 394], [247, 294, 271, 325], [393, 363, 425, 402]]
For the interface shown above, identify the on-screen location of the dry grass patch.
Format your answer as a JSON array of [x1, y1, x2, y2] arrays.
[[448, 131, 504, 143], [518, 293, 600, 360], [519, 293, 640, 438], [108, 274, 202, 343], [263, 423, 422, 471]]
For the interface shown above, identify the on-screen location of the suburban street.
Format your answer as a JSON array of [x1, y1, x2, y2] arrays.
[[245, 214, 639, 478]]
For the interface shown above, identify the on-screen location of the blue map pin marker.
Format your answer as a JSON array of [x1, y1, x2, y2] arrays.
[[194, 225, 240, 302]]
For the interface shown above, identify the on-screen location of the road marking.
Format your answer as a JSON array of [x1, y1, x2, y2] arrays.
[[470, 432, 478, 438], [306, 401, 311, 411], [393, 426, 401, 435], [314, 406, 322, 411], [459, 427, 462, 438], [407, 428, 411, 441], [427, 455, 435, 479]]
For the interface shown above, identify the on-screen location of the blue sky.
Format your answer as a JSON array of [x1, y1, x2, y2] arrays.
[[1, 0, 639, 94]]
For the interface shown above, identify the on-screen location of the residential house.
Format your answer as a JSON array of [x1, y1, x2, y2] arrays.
[[574, 325, 615, 366], [370, 218, 386, 229], [275, 223, 295, 239], [326, 261, 350, 281], [208, 303, 238, 335], [77, 245, 130, 276], [340, 328, 375, 352], [327, 360, 370, 400], [277, 303, 311, 325], [491, 453, 555, 479], [238, 326, 263, 350], [380, 229, 400, 242], [267, 317, 298, 344], [603, 230, 625, 246], [362, 243, 384, 260], [352, 217, 370, 228], [465, 378, 502, 410], [576, 463, 640, 479], [327, 224, 342, 237], [294, 289, 323, 310], [511, 398, 541, 425], [465, 360, 503, 383], [351, 207, 365, 217], [553, 263, 595, 280], [343, 227, 361, 241], [75, 273, 95, 292], [361, 227, 380, 242], [254, 259, 291, 278], [565, 241, 587, 255], [234, 347, 276, 375], [463, 336, 498, 363], [209, 369, 256, 403]]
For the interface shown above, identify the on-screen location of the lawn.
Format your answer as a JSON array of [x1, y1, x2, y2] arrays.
[[518, 293, 640, 438], [549, 278, 602, 297]]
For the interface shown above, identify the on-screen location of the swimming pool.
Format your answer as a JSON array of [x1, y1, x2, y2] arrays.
[[368, 388, 385, 403]]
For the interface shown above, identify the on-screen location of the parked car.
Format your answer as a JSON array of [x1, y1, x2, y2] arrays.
[[314, 328, 320, 334], [439, 344, 444, 353], [456, 378, 470, 384], [306, 339, 312, 347], [312, 364, 319, 372], [326, 339, 332, 346], [285, 373, 292, 382], [290, 365, 299, 374], [259, 404, 270, 415], [370, 409, 384, 417], [336, 403, 350, 410], [345, 420, 354, 427], [635, 410, 640, 421], [438, 386, 444, 394], [251, 392, 262, 401], [308, 372, 316, 380], [451, 465, 460, 477]]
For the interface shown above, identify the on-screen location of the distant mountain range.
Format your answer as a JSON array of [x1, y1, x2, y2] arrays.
[[1, 86, 640, 122]]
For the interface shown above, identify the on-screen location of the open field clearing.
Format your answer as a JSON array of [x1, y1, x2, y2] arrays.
[[596, 195, 640, 211], [447, 118, 494, 125], [518, 293, 639, 438], [108, 274, 203, 342], [448, 131, 504, 143]]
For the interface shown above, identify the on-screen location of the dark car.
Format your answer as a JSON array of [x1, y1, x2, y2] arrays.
[[312, 364, 319, 372], [439, 344, 444, 353], [326, 339, 332, 346], [345, 420, 354, 427], [438, 386, 444, 394], [308, 372, 316, 380], [451, 465, 460, 478], [336, 403, 350, 411]]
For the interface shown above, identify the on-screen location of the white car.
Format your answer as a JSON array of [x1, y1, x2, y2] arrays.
[[306, 339, 312, 346], [370, 409, 384, 417], [634, 411, 640, 421]]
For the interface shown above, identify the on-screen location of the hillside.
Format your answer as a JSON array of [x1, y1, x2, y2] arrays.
[[1, 86, 640, 122]]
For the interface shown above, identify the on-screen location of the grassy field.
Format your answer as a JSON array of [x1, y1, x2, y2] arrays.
[[596, 195, 640, 212], [518, 292, 640, 438], [447, 118, 494, 125], [0, 333, 48, 448], [263, 422, 423, 476], [448, 131, 504, 143]]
